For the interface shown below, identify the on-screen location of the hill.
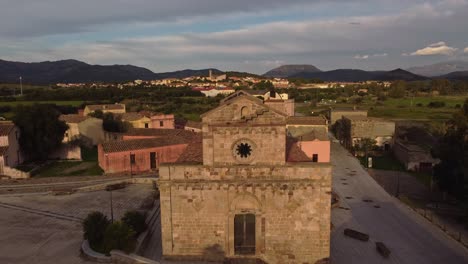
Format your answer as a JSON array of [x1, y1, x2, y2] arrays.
[[154, 68, 223, 80], [0, 59, 156, 84], [290, 68, 426, 82], [263, 64, 321, 78], [437, 71, 468, 81], [406, 61, 468, 77]]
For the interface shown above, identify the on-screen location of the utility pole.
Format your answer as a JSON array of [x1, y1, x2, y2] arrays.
[[19, 76, 23, 96], [109, 189, 114, 223]]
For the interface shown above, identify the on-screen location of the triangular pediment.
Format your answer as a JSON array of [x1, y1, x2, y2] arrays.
[[202, 93, 287, 124]]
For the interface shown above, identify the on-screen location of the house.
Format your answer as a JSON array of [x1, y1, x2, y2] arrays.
[[98, 133, 198, 174], [60, 114, 105, 145], [120, 112, 175, 129], [393, 125, 440, 172], [336, 116, 395, 149], [158, 90, 331, 263], [0, 122, 27, 179], [83, 104, 126, 116], [286, 116, 330, 162]]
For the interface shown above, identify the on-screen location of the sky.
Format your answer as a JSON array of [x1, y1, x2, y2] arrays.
[[1, 0, 468, 74]]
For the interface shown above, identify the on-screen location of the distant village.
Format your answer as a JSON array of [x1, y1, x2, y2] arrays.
[[56, 69, 392, 97]]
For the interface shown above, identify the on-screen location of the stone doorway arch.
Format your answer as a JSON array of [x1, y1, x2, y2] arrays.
[[228, 192, 264, 257]]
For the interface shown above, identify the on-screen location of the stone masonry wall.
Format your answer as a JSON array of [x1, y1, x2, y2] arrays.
[[159, 164, 331, 264]]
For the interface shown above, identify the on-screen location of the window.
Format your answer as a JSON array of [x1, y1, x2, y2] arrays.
[[312, 154, 318, 162], [236, 143, 252, 158], [130, 154, 136, 164], [160, 121, 164, 127], [144, 123, 149, 128]]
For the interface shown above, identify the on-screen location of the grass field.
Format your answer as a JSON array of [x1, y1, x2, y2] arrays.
[[35, 161, 103, 177], [0, 100, 84, 107], [304, 95, 467, 121]]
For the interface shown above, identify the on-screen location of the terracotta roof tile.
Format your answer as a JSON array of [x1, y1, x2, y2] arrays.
[[286, 138, 311, 162], [102, 137, 188, 153], [175, 134, 203, 164], [59, 114, 88, 124], [124, 128, 197, 140], [287, 116, 328, 126]]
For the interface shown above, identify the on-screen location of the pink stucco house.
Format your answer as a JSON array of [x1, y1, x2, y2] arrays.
[[286, 116, 330, 163], [98, 129, 199, 174]]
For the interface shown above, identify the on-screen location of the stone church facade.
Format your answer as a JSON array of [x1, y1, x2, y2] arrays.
[[158, 91, 331, 263]]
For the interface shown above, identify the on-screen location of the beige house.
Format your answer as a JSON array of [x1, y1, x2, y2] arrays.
[[0, 122, 27, 179], [159, 91, 331, 263], [83, 104, 126, 116], [120, 112, 175, 129], [60, 114, 105, 145]]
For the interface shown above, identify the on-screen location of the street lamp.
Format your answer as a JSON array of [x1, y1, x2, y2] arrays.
[[108, 188, 114, 223], [19, 76, 23, 96]]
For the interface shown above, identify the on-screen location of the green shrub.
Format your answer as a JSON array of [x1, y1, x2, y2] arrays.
[[102, 221, 137, 254], [427, 101, 446, 108], [122, 210, 147, 236], [83, 211, 110, 251]]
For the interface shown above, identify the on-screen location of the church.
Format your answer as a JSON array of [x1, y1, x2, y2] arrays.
[[158, 91, 332, 263]]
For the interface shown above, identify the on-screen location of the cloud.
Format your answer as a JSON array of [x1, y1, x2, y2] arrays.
[[1, 0, 468, 73], [410, 41, 458, 56], [0, 0, 341, 38], [354, 55, 369, 59], [354, 53, 387, 59]]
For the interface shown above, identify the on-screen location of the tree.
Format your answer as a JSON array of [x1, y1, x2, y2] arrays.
[[252, 80, 274, 90], [102, 221, 137, 254], [12, 104, 68, 161], [432, 99, 468, 200], [102, 113, 130, 133], [122, 211, 147, 236], [388, 81, 406, 98], [83, 212, 110, 251]]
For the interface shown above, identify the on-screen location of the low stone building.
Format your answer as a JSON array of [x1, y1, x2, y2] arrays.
[[393, 124, 439, 172], [329, 107, 367, 125], [0, 122, 27, 179], [158, 91, 331, 263], [83, 103, 126, 116], [337, 115, 395, 149]]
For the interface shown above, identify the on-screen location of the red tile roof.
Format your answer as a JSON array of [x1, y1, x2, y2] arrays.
[[59, 114, 88, 124], [124, 128, 197, 140], [0, 122, 14, 136], [287, 116, 328, 126], [286, 138, 311, 162], [175, 134, 203, 164], [102, 137, 189, 153]]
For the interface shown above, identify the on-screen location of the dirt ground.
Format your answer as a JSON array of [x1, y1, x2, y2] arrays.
[[0, 184, 154, 264]]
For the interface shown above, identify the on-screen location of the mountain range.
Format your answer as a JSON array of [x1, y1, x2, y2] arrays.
[[406, 61, 468, 77], [0, 59, 467, 84], [263, 66, 428, 82]]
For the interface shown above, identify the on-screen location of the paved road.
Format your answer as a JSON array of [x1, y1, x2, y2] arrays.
[[330, 141, 468, 264]]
